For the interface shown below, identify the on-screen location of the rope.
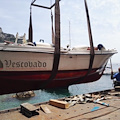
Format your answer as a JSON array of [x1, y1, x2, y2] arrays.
[[64, 106, 120, 120], [110, 58, 113, 72], [30, 0, 61, 89], [40, 0, 60, 89], [110, 58, 115, 87], [69, 0, 95, 86]]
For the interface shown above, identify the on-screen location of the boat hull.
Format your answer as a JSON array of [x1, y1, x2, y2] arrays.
[[0, 50, 112, 71], [0, 46, 116, 95], [0, 67, 104, 95]]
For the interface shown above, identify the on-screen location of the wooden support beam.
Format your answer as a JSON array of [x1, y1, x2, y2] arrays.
[[40, 105, 51, 114], [49, 99, 70, 109]]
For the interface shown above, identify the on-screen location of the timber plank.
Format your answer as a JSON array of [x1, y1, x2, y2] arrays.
[[40, 105, 51, 113], [49, 99, 70, 109]]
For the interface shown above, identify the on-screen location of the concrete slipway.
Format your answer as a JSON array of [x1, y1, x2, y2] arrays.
[[0, 89, 120, 120]]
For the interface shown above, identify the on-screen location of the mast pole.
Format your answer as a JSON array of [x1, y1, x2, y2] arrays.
[[28, 5, 33, 42], [69, 20, 71, 48]]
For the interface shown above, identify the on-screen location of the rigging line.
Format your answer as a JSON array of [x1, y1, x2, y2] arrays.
[[29, 0, 60, 89], [110, 58, 113, 72], [69, 20, 71, 48], [40, 0, 61, 89], [31, 0, 36, 5], [64, 107, 120, 120], [110, 58, 115, 87], [31, 0, 61, 9], [84, 0, 95, 70], [51, 0, 55, 44], [69, 0, 95, 86], [32, 4, 52, 9], [51, 12, 55, 45], [31, 1, 59, 10]]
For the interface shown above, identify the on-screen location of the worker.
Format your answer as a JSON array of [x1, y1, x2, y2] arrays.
[[111, 67, 120, 86]]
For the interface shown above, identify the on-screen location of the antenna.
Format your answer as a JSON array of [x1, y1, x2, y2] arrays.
[[69, 20, 71, 48]]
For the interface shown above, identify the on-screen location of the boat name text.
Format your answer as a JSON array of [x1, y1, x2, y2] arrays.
[[4, 60, 47, 68]]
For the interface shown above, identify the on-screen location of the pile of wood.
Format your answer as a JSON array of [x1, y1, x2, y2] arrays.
[[62, 93, 110, 108], [48, 93, 111, 109]]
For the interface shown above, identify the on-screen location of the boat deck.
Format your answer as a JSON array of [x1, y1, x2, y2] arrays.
[[0, 89, 120, 120]]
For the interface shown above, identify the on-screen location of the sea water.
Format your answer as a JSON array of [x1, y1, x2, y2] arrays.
[[0, 63, 119, 111]]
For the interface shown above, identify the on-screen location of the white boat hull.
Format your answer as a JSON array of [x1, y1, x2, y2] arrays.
[[0, 44, 117, 94]]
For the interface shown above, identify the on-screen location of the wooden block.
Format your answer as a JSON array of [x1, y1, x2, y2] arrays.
[[20, 103, 37, 112], [40, 105, 51, 114], [49, 99, 70, 109], [20, 103, 39, 118], [115, 86, 120, 88], [109, 92, 120, 96], [115, 86, 120, 91]]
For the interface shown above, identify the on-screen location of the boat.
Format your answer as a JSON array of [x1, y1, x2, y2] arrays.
[[0, 0, 117, 95]]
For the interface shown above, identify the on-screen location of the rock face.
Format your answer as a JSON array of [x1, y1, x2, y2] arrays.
[[0, 27, 15, 43], [12, 91, 35, 98]]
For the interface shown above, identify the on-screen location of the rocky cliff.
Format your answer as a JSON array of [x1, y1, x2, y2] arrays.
[[0, 27, 15, 43]]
